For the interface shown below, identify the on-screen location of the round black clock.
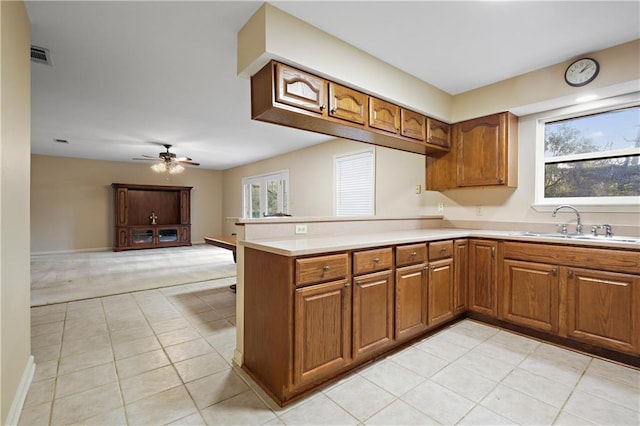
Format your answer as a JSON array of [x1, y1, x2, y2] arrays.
[[564, 58, 600, 87]]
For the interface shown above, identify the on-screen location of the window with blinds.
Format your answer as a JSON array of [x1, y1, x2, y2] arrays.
[[335, 150, 375, 216]]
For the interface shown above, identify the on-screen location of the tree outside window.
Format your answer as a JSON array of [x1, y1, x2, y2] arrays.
[[543, 106, 639, 199]]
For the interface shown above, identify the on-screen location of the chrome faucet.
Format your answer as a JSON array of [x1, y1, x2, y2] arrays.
[[552, 205, 582, 234]]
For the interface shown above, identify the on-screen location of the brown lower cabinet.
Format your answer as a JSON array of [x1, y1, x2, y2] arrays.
[[294, 279, 351, 387], [500, 241, 640, 355], [395, 263, 428, 341], [244, 238, 639, 407], [352, 270, 394, 360], [502, 259, 559, 333], [565, 267, 640, 354], [468, 239, 498, 316], [428, 257, 455, 326]]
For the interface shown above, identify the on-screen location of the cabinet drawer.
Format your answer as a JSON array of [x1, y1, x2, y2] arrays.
[[296, 253, 349, 286], [396, 243, 427, 267], [429, 240, 454, 261], [353, 248, 393, 275]]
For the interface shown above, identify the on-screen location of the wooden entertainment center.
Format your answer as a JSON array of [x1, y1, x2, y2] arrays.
[[112, 183, 192, 251]]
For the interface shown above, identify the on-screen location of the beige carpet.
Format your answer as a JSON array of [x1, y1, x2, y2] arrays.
[[30, 244, 237, 306]]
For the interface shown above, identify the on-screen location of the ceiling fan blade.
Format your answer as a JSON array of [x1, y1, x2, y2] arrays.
[[175, 156, 193, 161], [132, 157, 160, 161], [178, 161, 200, 166]]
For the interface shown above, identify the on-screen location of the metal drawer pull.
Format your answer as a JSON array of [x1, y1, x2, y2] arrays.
[[344, 282, 350, 288], [491, 246, 496, 258], [568, 269, 574, 278], [373, 257, 380, 264], [323, 265, 330, 272], [551, 268, 557, 276], [411, 252, 417, 257], [356, 281, 362, 286]]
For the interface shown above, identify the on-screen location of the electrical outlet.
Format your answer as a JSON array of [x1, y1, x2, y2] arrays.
[[295, 224, 308, 234], [476, 206, 483, 216], [415, 185, 422, 194], [437, 202, 444, 212]]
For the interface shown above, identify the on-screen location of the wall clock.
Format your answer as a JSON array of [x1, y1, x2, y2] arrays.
[[564, 58, 600, 87]]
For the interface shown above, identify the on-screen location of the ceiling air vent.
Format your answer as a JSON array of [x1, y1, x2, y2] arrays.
[[31, 45, 52, 66]]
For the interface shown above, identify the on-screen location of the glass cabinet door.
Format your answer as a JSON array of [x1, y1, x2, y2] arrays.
[[132, 229, 154, 244], [158, 228, 178, 242]]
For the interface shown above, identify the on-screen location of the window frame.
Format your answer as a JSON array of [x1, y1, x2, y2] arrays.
[[242, 170, 290, 218], [533, 93, 640, 212], [334, 149, 376, 217]]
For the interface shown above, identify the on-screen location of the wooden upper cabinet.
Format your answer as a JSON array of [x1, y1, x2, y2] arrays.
[[252, 61, 451, 156], [426, 118, 450, 149], [369, 97, 400, 134], [456, 112, 518, 187], [401, 109, 425, 141], [329, 82, 367, 125], [275, 63, 327, 114]]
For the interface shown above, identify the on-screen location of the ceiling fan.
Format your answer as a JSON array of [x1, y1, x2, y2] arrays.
[[133, 144, 200, 174]]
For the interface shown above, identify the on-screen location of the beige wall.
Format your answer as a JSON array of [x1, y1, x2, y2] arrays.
[[451, 40, 640, 122], [1, 1, 32, 423], [221, 138, 434, 234], [31, 155, 223, 253]]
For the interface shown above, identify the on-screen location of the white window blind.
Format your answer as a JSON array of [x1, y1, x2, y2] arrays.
[[335, 150, 375, 216]]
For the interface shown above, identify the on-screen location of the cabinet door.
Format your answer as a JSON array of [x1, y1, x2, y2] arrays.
[[294, 280, 351, 386], [395, 263, 428, 341], [115, 187, 128, 226], [353, 270, 394, 360], [180, 189, 191, 224], [468, 240, 498, 316], [565, 267, 640, 354], [400, 109, 425, 141], [502, 260, 559, 333], [428, 258, 455, 326], [454, 113, 508, 186], [369, 97, 400, 134], [453, 240, 468, 314], [328, 82, 366, 124], [275, 63, 327, 114], [426, 118, 450, 149]]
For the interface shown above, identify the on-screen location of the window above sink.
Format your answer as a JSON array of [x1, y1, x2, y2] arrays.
[[533, 93, 640, 211]]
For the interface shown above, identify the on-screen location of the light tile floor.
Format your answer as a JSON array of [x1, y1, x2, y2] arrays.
[[21, 278, 640, 425]]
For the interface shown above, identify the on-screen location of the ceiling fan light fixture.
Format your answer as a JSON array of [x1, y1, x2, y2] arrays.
[[168, 163, 185, 174], [151, 162, 166, 173]]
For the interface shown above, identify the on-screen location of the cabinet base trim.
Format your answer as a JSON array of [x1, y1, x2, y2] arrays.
[[467, 312, 640, 368]]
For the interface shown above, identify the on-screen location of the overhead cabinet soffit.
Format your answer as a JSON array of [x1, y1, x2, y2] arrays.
[[250, 61, 452, 156]]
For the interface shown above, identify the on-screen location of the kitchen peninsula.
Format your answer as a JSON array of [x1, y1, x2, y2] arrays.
[[234, 216, 640, 406]]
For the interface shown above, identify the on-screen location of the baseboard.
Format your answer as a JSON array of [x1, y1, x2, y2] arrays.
[[31, 247, 111, 256], [5, 355, 35, 426], [31, 242, 207, 256]]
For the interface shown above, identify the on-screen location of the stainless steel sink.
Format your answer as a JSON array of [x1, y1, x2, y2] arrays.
[[518, 232, 640, 244]]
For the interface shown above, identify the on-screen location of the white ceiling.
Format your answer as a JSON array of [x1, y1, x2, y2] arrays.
[[26, 1, 640, 170]]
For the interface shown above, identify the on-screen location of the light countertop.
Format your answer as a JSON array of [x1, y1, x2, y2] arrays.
[[240, 228, 640, 256]]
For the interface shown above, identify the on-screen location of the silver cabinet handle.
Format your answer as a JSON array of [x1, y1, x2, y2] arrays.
[[323, 265, 330, 272]]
